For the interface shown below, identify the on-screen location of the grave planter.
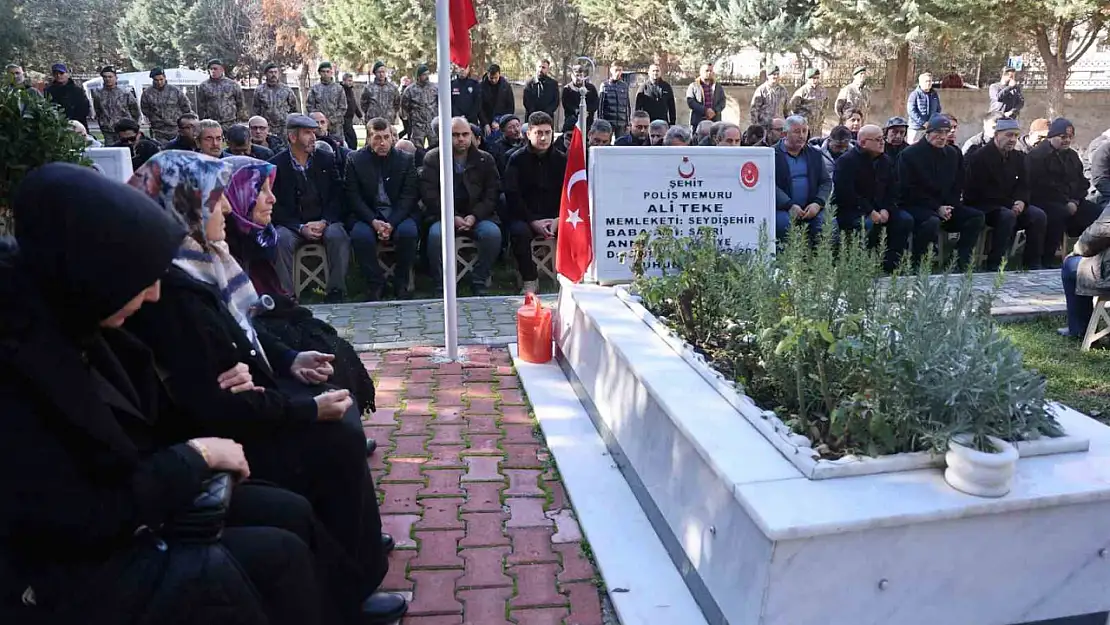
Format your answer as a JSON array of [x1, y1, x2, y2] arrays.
[[554, 280, 1110, 625], [944, 435, 1019, 498]]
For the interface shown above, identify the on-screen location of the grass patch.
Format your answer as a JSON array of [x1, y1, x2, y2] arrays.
[[999, 316, 1110, 423]]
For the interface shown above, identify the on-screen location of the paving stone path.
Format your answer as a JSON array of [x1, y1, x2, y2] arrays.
[[313, 270, 1065, 349], [362, 346, 608, 625]]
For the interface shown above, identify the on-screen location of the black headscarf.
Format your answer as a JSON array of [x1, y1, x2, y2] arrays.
[[13, 163, 186, 335]]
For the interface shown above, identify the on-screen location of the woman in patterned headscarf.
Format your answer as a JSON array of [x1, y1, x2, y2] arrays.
[[125, 150, 407, 625], [222, 155, 283, 296]]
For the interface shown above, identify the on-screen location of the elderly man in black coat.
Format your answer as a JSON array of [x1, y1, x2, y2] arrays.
[[1027, 117, 1102, 267], [832, 124, 913, 270], [963, 117, 1047, 270], [270, 114, 351, 302], [345, 116, 421, 300], [773, 115, 833, 243], [896, 114, 985, 269]]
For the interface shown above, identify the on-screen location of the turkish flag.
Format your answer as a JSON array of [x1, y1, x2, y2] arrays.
[[556, 127, 592, 283], [449, 0, 478, 68]]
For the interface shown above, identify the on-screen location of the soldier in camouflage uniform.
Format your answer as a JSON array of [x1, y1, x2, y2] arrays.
[[361, 61, 401, 124], [196, 59, 246, 132], [254, 63, 300, 139], [834, 66, 871, 121], [92, 66, 140, 146], [140, 67, 193, 143], [789, 68, 830, 135], [401, 64, 438, 148], [749, 66, 789, 130], [306, 61, 346, 142]]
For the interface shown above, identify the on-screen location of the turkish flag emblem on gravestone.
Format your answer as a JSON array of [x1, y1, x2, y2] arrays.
[[740, 161, 759, 190]]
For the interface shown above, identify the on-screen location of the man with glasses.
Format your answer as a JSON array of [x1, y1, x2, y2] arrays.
[[164, 113, 200, 151], [832, 124, 912, 271], [964, 117, 1047, 270], [1027, 117, 1102, 267], [248, 115, 284, 152], [112, 118, 161, 170]]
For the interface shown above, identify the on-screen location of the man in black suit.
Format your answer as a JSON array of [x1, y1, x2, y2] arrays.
[[270, 114, 351, 302], [345, 117, 421, 300]]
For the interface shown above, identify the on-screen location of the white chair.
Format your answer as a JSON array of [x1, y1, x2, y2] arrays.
[[293, 244, 329, 298], [1081, 296, 1110, 351]]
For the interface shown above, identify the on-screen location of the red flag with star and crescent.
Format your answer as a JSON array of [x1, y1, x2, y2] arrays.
[[556, 127, 592, 283]]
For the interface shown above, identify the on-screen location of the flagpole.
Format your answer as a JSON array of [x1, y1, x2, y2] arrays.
[[435, 0, 459, 360]]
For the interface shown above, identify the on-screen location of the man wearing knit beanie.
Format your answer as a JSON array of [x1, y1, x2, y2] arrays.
[[1027, 117, 1102, 266], [1017, 118, 1050, 153], [896, 114, 985, 269]]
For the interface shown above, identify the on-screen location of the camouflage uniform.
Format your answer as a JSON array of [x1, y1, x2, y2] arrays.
[[307, 80, 347, 141], [360, 80, 401, 124], [749, 80, 788, 128], [197, 77, 246, 130], [92, 85, 140, 146], [254, 82, 300, 137], [401, 81, 438, 148], [834, 83, 871, 120], [789, 83, 829, 133], [140, 83, 192, 143]]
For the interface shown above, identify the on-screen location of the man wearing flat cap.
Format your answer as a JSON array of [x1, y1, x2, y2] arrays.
[[963, 117, 1047, 270], [790, 68, 829, 134], [897, 114, 985, 269], [750, 65, 788, 130], [307, 61, 347, 143], [270, 113, 351, 302], [91, 65, 139, 147], [362, 61, 401, 126], [254, 62, 300, 141], [141, 67, 192, 143], [197, 58, 246, 132], [835, 66, 870, 121], [402, 64, 439, 149], [1027, 117, 1103, 267]]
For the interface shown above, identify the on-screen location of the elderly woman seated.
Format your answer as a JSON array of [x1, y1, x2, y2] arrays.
[[1061, 205, 1110, 340], [122, 151, 406, 624]]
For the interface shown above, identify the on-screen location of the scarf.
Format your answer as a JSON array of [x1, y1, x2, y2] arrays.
[[223, 155, 279, 249], [129, 151, 268, 363]]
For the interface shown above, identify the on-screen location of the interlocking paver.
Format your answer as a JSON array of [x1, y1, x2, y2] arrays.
[[362, 347, 604, 624]]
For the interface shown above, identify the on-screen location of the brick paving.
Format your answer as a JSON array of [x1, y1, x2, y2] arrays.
[[361, 346, 607, 625], [312, 270, 1065, 349]]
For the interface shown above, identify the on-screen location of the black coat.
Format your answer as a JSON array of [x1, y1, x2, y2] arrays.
[[0, 255, 264, 625], [485, 135, 526, 176], [451, 76, 481, 124], [831, 146, 896, 226], [478, 76, 515, 129], [635, 79, 677, 125], [896, 139, 965, 219], [503, 145, 567, 222], [561, 83, 598, 133], [125, 266, 317, 442], [419, 146, 501, 221], [523, 75, 559, 118], [963, 140, 1029, 209], [344, 146, 420, 227], [1027, 141, 1089, 207], [45, 79, 90, 123], [269, 149, 346, 232]]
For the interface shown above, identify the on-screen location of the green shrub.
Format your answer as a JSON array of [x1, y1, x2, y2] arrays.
[[631, 221, 1061, 457], [0, 84, 89, 234]]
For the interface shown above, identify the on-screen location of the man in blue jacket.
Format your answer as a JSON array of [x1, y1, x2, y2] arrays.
[[832, 124, 913, 271], [906, 72, 941, 144], [897, 115, 985, 269], [774, 115, 833, 243]]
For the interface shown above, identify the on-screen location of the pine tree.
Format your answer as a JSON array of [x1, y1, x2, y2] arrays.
[[308, 0, 436, 74], [118, 0, 195, 69]]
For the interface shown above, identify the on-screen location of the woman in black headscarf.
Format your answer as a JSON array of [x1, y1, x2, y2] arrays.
[[123, 151, 404, 624], [0, 163, 321, 625]]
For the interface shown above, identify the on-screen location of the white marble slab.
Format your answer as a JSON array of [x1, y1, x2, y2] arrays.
[[509, 345, 710, 625]]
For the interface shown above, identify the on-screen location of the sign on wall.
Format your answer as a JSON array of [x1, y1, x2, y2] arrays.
[[588, 146, 776, 284]]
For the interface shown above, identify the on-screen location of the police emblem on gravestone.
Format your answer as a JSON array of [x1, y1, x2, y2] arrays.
[[677, 156, 695, 179], [740, 161, 759, 190]]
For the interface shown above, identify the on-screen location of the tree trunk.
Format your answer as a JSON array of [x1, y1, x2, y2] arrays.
[[1044, 59, 1068, 118], [888, 42, 911, 117]]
